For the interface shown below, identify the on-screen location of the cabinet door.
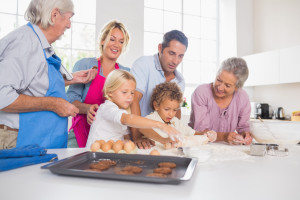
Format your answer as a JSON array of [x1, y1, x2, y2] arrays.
[[243, 50, 280, 86], [279, 45, 300, 83]]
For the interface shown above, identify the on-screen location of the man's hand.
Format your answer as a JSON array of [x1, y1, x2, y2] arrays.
[[52, 98, 79, 117], [133, 137, 155, 149]]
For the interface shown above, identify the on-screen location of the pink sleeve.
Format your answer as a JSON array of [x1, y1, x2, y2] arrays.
[[236, 91, 251, 133], [188, 86, 211, 132]]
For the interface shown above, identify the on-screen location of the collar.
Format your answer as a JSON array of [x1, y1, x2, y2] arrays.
[[31, 24, 54, 57]]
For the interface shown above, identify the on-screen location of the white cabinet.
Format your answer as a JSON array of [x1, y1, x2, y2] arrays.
[[243, 50, 280, 86], [279, 45, 300, 83]]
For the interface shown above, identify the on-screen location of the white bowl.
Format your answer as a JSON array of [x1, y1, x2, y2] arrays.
[[250, 120, 300, 145], [182, 147, 212, 162]]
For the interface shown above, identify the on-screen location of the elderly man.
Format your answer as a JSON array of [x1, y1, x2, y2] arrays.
[[0, 0, 96, 149]]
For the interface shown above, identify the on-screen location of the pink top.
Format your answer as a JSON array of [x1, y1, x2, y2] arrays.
[[188, 83, 251, 133]]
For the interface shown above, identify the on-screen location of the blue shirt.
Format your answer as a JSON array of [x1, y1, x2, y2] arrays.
[[66, 57, 129, 103], [131, 53, 185, 117]]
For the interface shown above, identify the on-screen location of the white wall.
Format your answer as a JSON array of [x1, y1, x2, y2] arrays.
[[253, 0, 300, 53], [219, 0, 253, 62], [96, 0, 144, 68], [244, 0, 300, 116]]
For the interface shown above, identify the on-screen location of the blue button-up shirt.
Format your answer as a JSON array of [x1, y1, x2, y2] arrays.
[[131, 53, 185, 117]]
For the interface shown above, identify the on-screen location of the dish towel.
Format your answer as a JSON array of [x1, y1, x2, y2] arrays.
[[0, 144, 58, 172]]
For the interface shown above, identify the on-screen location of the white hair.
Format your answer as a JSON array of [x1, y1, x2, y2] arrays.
[[25, 0, 74, 29], [217, 57, 249, 88]]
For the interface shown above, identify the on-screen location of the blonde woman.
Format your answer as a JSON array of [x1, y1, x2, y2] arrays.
[[86, 70, 180, 147], [67, 20, 130, 147]]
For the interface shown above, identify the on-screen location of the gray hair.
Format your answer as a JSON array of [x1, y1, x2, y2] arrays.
[[217, 57, 249, 88], [25, 0, 74, 29]]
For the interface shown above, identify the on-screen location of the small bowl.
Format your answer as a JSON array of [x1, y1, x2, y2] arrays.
[[181, 147, 212, 162]]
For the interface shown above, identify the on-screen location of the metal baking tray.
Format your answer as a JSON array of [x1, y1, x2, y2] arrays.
[[41, 151, 198, 184]]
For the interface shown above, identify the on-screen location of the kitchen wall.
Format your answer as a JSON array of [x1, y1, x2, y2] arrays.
[[95, 0, 300, 116], [244, 0, 300, 116], [96, 0, 144, 68]]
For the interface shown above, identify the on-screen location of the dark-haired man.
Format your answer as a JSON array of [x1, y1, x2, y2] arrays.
[[130, 30, 188, 149]]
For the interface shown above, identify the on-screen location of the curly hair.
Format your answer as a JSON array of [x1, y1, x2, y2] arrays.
[[150, 82, 183, 110]]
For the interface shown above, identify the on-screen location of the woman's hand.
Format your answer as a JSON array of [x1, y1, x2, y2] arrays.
[[87, 104, 99, 125], [227, 132, 245, 145], [204, 130, 217, 142], [242, 132, 253, 145], [65, 68, 97, 86]]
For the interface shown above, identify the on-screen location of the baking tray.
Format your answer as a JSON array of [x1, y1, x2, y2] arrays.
[[41, 151, 198, 184]]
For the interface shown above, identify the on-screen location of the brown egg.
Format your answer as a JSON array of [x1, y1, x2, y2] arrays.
[[124, 141, 134, 153], [127, 140, 136, 149], [101, 142, 112, 152], [112, 142, 123, 153], [90, 142, 100, 152], [107, 140, 114, 148], [116, 140, 124, 148], [96, 140, 105, 147], [150, 149, 160, 156]]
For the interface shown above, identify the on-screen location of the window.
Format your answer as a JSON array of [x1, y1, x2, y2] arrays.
[[144, 0, 219, 108], [0, 0, 96, 71]]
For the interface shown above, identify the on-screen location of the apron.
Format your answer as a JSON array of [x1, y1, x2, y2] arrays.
[[70, 60, 119, 147], [16, 23, 68, 149]]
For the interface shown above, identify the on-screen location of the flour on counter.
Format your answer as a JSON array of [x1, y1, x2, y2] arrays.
[[137, 142, 253, 162]]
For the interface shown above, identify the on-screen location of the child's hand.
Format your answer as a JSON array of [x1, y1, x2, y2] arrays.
[[160, 123, 182, 141], [87, 104, 99, 125], [204, 130, 217, 142]]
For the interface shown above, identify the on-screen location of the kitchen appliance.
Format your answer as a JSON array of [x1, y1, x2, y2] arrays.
[[250, 102, 260, 119], [252, 103, 271, 119], [276, 107, 285, 120], [260, 103, 271, 119]]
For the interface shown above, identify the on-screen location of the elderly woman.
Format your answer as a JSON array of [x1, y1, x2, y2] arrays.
[[0, 0, 96, 149], [66, 20, 130, 148], [188, 57, 252, 145]]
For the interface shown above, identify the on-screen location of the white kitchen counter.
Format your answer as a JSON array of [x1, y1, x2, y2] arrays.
[[1, 143, 300, 200]]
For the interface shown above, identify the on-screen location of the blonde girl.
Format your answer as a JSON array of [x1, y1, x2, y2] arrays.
[[86, 70, 180, 147]]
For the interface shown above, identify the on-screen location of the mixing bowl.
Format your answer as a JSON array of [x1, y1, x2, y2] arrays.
[[250, 120, 300, 145]]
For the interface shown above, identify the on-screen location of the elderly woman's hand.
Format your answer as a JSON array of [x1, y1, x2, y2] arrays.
[[227, 132, 245, 145], [242, 132, 253, 145]]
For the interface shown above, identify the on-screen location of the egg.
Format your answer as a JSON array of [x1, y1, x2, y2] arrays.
[[107, 140, 114, 148], [124, 141, 134, 153], [116, 140, 124, 148], [90, 142, 100, 152], [101, 142, 112, 152], [112, 142, 123, 153], [150, 149, 160, 156], [96, 140, 105, 147]]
